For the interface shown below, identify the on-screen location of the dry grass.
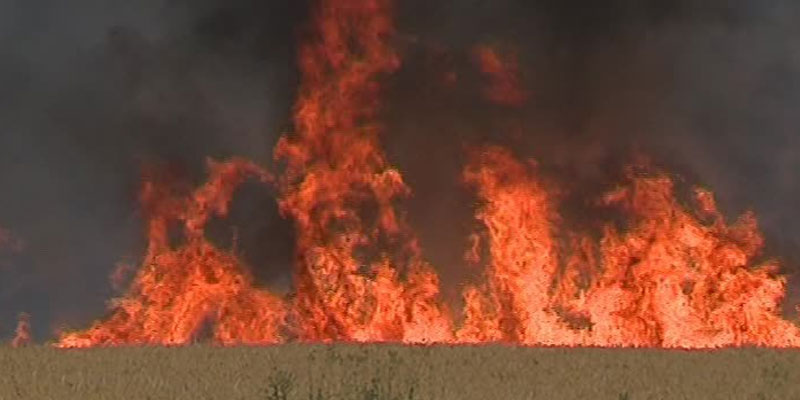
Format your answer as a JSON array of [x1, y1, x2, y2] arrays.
[[0, 344, 798, 399]]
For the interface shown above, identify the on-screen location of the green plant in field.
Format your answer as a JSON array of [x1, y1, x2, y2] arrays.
[[761, 362, 788, 385], [307, 388, 327, 400], [265, 369, 295, 400], [618, 391, 630, 400], [757, 361, 790, 400], [359, 377, 418, 400]]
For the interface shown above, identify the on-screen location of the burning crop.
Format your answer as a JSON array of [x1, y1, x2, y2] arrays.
[[48, 0, 800, 350]]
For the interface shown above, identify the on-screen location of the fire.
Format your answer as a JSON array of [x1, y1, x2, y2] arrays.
[[11, 313, 30, 348], [51, 0, 800, 349], [458, 147, 577, 345], [459, 149, 800, 348], [56, 159, 286, 348], [273, 0, 452, 343]]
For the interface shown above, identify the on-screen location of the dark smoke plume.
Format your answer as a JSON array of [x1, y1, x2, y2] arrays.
[[0, 0, 306, 340], [385, 0, 800, 307]]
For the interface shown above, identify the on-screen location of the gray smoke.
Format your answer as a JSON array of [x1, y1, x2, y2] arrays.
[[0, 0, 305, 340], [385, 0, 800, 306]]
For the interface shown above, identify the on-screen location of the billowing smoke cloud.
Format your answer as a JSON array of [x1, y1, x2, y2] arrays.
[[3, 0, 800, 340]]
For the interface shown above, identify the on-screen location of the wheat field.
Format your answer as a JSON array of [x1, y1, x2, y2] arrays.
[[0, 344, 798, 399]]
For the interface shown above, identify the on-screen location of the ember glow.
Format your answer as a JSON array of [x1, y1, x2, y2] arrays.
[[53, 0, 800, 349], [473, 45, 528, 107]]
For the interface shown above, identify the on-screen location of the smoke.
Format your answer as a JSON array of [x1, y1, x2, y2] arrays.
[[0, 0, 306, 340], [3, 0, 800, 340], [378, 0, 800, 306]]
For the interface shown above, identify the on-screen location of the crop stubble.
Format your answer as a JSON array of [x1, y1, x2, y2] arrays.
[[0, 344, 798, 399]]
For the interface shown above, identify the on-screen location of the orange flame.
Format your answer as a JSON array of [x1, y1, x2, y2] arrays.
[[459, 148, 800, 348], [53, 0, 800, 349], [11, 313, 30, 348], [56, 159, 285, 348], [274, 0, 452, 343]]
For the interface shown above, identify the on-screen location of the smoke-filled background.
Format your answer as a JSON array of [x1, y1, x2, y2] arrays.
[[2, 0, 800, 341]]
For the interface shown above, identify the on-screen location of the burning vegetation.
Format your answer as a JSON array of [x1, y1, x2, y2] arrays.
[[47, 0, 800, 349], [11, 313, 30, 348]]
